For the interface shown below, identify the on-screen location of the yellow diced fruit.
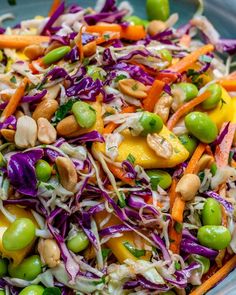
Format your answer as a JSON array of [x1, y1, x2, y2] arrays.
[[94, 126, 189, 169], [208, 87, 233, 129], [0, 205, 38, 266], [96, 212, 150, 263]]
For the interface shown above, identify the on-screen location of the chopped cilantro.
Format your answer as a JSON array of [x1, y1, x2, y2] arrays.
[[52, 99, 75, 124], [186, 69, 203, 88], [123, 242, 146, 258], [198, 171, 205, 182], [102, 248, 111, 260], [175, 261, 181, 270], [174, 222, 183, 234], [115, 74, 127, 82], [126, 153, 136, 164], [131, 83, 138, 91], [83, 57, 90, 66], [10, 76, 17, 84], [43, 287, 61, 295], [220, 98, 226, 109], [103, 34, 110, 41], [118, 191, 126, 208]]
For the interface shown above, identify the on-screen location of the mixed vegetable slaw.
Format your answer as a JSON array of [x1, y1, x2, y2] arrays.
[[0, 0, 236, 294]]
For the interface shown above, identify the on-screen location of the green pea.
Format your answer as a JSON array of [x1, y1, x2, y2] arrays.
[[210, 162, 217, 176], [146, 0, 170, 21], [67, 231, 89, 253], [159, 49, 172, 64], [8, 255, 42, 281], [176, 82, 199, 101], [35, 160, 52, 182], [202, 198, 222, 226], [19, 285, 44, 295], [178, 134, 198, 156], [72, 101, 96, 129], [0, 258, 8, 277], [184, 112, 218, 143], [43, 46, 71, 65], [146, 169, 172, 190], [201, 84, 222, 110], [197, 225, 231, 250], [139, 111, 163, 136], [87, 66, 104, 81], [3, 218, 35, 251], [124, 15, 149, 27], [192, 255, 210, 274]]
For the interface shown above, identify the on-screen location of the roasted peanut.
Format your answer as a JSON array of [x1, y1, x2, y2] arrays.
[[55, 156, 77, 192], [118, 79, 147, 99], [38, 238, 60, 268], [56, 115, 80, 137], [147, 133, 173, 159], [154, 95, 173, 123], [45, 84, 61, 100], [15, 116, 37, 148], [44, 41, 62, 54], [196, 154, 214, 173], [32, 99, 58, 121], [176, 174, 201, 201], [1, 129, 15, 142], [37, 118, 57, 144], [15, 110, 24, 119], [23, 44, 44, 60], [147, 20, 167, 36], [83, 41, 97, 57]]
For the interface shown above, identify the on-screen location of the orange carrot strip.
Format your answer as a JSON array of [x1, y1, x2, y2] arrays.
[[189, 255, 236, 295], [86, 24, 121, 34], [179, 34, 191, 47], [107, 163, 134, 185], [215, 123, 236, 168], [48, 0, 61, 17], [169, 178, 177, 212], [129, 61, 157, 76], [155, 71, 178, 84], [103, 106, 136, 135], [0, 35, 50, 49], [167, 90, 211, 130], [172, 143, 206, 223], [120, 25, 146, 41], [1, 77, 28, 120], [168, 44, 214, 74], [95, 32, 121, 45], [169, 224, 182, 254], [220, 80, 236, 91], [75, 26, 84, 61], [143, 80, 165, 112]]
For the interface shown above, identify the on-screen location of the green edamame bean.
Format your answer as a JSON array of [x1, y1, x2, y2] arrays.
[[139, 111, 163, 136], [19, 285, 44, 295], [0, 291, 4, 295], [197, 225, 231, 250], [3, 218, 35, 251], [192, 255, 210, 274], [210, 162, 217, 176], [0, 258, 8, 277], [146, 0, 170, 21], [178, 134, 198, 156], [184, 112, 218, 143], [67, 231, 89, 253], [202, 198, 222, 226], [159, 49, 172, 64], [146, 169, 172, 190], [35, 160, 52, 182], [8, 255, 42, 281], [72, 101, 96, 129], [124, 15, 149, 27], [201, 84, 222, 110], [43, 46, 71, 65], [177, 82, 199, 102]]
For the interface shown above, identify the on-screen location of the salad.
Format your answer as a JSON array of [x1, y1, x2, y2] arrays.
[[0, 0, 236, 294]]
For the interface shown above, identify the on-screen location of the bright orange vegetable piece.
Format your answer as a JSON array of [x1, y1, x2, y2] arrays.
[[0, 35, 50, 49], [48, 0, 61, 16], [75, 26, 84, 61], [143, 80, 165, 112], [107, 163, 134, 185], [220, 80, 236, 91], [120, 25, 147, 41], [95, 32, 121, 45], [86, 24, 121, 34], [1, 77, 28, 121], [168, 44, 214, 74], [167, 90, 211, 130]]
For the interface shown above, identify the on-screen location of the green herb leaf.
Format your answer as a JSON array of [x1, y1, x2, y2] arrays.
[[115, 74, 127, 82], [43, 287, 61, 295], [123, 242, 146, 258], [220, 98, 226, 109], [198, 171, 205, 182], [118, 192, 126, 208], [131, 83, 138, 91], [174, 222, 183, 234], [175, 261, 181, 270], [52, 99, 75, 124], [83, 57, 90, 66], [126, 153, 136, 164], [10, 76, 17, 84], [103, 34, 110, 41], [102, 248, 111, 260]]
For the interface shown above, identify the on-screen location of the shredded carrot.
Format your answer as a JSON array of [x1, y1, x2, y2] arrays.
[[75, 26, 84, 61], [48, 0, 61, 17], [167, 90, 211, 130], [120, 25, 146, 41], [1, 77, 28, 121], [86, 24, 121, 34], [169, 223, 182, 254], [168, 44, 214, 74], [172, 143, 206, 223], [169, 178, 177, 212], [220, 80, 236, 91], [179, 34, 191, 47], [129, 61, 157, 76], [103, 106, 136, 135], [155, 71, 178, 83], [205, 145, 214, 157], [215, 123, 236, 168], [95, 32, 120, 45], [189, 255, 236, 295], [143, 80, 165, 112], [107, 163, 134, 185], [0, 35, 50, 49]]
